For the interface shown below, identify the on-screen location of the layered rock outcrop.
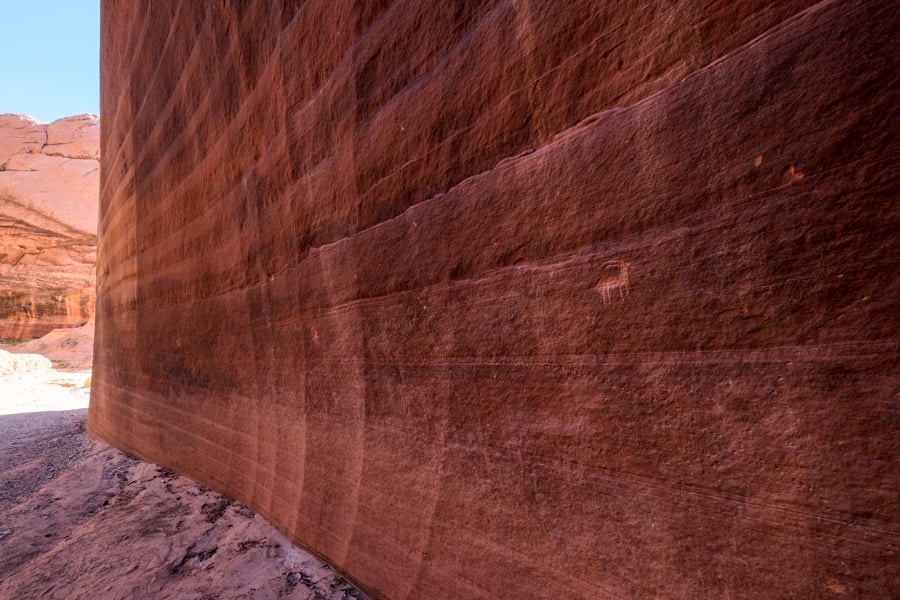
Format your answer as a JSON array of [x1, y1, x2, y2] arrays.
[[0, 114, 98, 340], [90, 2, 899, 598]]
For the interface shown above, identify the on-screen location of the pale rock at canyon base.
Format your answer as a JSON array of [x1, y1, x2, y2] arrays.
[[0, 347, 52, 375]]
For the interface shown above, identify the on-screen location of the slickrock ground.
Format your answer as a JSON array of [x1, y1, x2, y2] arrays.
[[0, 355, 367, 600], [0, 114, 98, 341]]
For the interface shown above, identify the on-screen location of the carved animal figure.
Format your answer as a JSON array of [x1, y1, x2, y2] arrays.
[[595, 260, 629, 303]]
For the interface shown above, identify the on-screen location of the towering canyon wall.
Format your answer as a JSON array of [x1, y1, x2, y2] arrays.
[[90, 2, 899, 598], [0, 114, 98, 340]]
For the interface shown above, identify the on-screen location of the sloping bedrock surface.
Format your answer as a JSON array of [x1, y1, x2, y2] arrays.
[[90, 2, 899, 598]]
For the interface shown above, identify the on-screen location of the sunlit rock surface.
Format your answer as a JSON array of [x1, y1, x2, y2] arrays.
[[0, 113, 98, 340], [44, 114, 101, 160], [90, 2, 899, 599], [0, 114, 45, 166]]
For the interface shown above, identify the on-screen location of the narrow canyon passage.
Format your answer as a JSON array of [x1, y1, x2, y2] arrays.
[[1, 1, 897, 599]]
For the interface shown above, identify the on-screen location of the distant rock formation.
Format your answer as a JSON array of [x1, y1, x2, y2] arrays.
[[90, 2, 899, 599], [0, 114, 98, 340]]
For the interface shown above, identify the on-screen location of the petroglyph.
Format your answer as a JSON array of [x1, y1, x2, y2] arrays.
[[595, 260, 629, 303], [785, 164, 804, 180]]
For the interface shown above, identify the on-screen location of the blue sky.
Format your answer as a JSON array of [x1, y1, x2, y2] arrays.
[[0, 1, 100, 123]]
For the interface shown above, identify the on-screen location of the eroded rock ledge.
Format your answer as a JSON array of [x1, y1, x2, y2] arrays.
[[0, 114, 98, 340]]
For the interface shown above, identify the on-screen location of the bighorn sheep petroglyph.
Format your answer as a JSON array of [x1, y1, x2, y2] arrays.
[[595, 260, 629, 303]]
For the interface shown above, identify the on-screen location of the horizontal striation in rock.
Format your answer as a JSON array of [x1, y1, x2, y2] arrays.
[[0, 114, 98, 340], [91, 2, 900, 599]]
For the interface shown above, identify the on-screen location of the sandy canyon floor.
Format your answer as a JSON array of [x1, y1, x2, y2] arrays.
[[0, 353, 367, 599]]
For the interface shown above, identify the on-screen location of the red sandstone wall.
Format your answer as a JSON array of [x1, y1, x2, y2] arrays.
[[90, 2, 900, 598]]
